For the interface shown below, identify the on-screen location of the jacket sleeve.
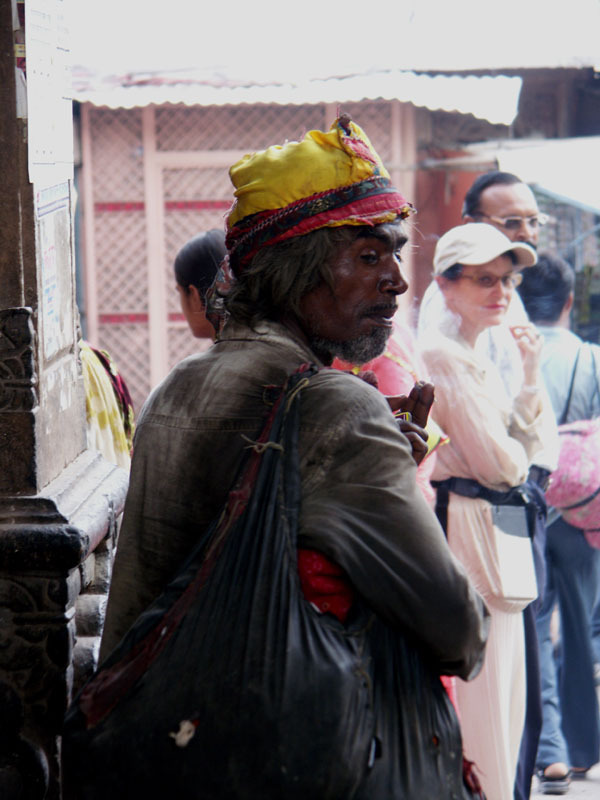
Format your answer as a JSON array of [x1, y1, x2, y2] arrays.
[[296, 372, 489, 681], [423, 343, 544, 489]]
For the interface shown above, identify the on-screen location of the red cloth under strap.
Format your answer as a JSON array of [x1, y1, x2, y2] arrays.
[[297, 548, 354, 623]]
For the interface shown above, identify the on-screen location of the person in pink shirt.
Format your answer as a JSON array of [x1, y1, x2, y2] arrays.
[[334, 317, 447, 507]]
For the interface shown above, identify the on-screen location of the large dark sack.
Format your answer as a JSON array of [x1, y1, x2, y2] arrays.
[[62, 366, 474, 800]]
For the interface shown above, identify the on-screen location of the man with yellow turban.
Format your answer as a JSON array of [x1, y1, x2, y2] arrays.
[[98, 116, 488, 798]]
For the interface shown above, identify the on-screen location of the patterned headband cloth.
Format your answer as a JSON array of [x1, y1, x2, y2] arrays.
[[225, 115, 415, 273]]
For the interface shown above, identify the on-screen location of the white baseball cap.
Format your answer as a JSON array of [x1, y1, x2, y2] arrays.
[[433, 223, 537, 276]]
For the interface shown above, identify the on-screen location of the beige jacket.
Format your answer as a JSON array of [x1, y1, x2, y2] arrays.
[[422, 332, 553, 611]]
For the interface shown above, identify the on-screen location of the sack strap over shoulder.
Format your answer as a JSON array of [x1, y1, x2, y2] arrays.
[[590, 345, 600, 419], [559, 346, 582, 425], [77, 362, 319, 730], [560, 482, 600, 512]]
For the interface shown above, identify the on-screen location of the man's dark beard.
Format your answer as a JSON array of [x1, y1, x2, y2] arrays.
[[308, 326, 391, 365]]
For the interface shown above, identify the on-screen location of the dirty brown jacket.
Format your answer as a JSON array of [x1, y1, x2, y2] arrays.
[[101, 319, 488, 678]]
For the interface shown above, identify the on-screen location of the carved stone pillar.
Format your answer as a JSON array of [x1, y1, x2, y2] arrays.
[[0, 3, 129, 798]]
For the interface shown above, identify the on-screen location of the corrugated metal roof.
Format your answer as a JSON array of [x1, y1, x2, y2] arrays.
[[73, 70, 523, 126]]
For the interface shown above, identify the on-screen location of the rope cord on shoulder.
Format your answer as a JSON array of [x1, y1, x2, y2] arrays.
[[240, 435, 284, 454]]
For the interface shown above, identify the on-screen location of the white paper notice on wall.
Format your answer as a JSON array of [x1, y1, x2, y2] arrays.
[[40, 208, 59, 359], [37, 183, 71, 360], [25, 0, 73, 188]]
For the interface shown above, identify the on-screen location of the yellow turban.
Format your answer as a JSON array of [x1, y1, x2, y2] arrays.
[[225, 115, 414, 272]]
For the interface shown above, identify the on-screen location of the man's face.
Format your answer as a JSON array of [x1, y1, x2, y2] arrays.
[[469, 183, 542, 247], [298, 222, 409, 364]]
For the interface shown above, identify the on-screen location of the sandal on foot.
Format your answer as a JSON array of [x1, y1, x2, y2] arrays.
[[570, 767, 589, 780], [537, 768, 571, 795]]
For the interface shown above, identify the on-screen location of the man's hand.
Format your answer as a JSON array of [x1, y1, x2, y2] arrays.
[[386, 381, 435, 466], [396, 420, 429, 465], [387, 381, 434, 428]]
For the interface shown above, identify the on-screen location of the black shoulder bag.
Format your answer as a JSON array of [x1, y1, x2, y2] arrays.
[[63, 366, 477, 800]]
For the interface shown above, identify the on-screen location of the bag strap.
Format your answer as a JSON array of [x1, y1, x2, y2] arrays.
[[432, 477, 537, 545], [559, 346, 582, 425], [433, 481, 450, 535], [432, 477, 529, 536], [590, 345, 600, 419], [432, 477, 527, 506]]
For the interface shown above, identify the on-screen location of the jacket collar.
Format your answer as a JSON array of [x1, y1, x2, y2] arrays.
[[216, 318, 327, 367]]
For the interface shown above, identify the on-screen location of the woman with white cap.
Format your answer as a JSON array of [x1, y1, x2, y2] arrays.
[[418, 223, 553, 800]]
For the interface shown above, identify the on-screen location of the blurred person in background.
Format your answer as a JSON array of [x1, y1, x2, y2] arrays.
[[333, 318, 447, 506], [462, 171, 547, 247], [463, 171, 558, 800], [419, 222, 551, 800], [174, 228, 227, 339], [80, 341, 134, 470], [518, 252, 600, 794]]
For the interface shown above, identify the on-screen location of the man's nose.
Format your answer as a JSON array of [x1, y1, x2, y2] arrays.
[[378, 257, 409, 295], [514, 218, 537, 242]]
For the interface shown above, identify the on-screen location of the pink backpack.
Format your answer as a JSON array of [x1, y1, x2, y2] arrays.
[[545, 418, 600, 547], [545, 345, 600, 548]]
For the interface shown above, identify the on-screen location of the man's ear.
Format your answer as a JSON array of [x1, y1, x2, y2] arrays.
[[188, 284, 205, 313], [564, 292, 574, 313]]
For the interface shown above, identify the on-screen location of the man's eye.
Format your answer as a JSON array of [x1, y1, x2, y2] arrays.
[[361, 251, 379, 264], [503, 218, 522, 230], [394, 249, 404, 262]]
